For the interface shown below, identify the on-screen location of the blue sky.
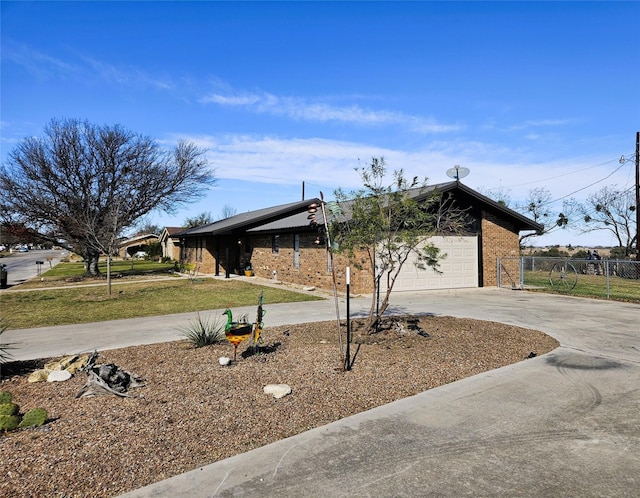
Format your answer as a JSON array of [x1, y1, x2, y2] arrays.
[[2, 1, 639, 247]]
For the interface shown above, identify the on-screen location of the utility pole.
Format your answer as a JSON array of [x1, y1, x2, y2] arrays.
[[636, 131, 639, 261]]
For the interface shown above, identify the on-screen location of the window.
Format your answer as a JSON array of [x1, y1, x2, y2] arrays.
[[271, 235, 279, 254], [293, 234, 300, 269]]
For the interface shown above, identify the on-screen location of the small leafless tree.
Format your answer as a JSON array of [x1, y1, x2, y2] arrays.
[[578, 185, 636, 256], [481, 186, 574, 246], [219, 204, 237, 220]]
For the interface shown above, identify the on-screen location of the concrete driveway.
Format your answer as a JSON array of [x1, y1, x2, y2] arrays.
[[4, 287, 639, 496]]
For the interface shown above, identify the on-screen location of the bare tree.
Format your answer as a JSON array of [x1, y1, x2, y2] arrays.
[[516, 187, 573, 246], [219, 204, 237, 220], [183, 211, 214, 228], [0, 118, 216, 280], [481, 186, 573, 246], [578, 186, 636, 256], [133, 220, 162, 236]]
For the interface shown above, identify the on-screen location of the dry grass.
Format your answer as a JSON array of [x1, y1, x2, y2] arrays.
[[0, 316, 559, 498]]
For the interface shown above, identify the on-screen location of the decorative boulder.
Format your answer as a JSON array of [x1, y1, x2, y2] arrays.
[[28, 369, 51, 383], [47, 370, 72, 382], [263, 384, 292, 399]]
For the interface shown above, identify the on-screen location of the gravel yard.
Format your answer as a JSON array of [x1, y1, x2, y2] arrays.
[[0, 315, 559, 497]]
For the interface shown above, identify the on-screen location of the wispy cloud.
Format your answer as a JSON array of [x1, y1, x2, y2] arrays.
[[3, 40, 174, 91], [200, 89, 461, 133], [168, 133, 510, 192], [484, 117, 577, 135], [79, 55, 174, 91], [2, 41, 79, 79], [168, 132, 628, 208]]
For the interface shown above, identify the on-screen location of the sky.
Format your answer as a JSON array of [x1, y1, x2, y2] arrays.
[[2, 1, 639, 248]]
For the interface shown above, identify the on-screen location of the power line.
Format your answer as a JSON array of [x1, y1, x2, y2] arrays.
[[539, 156, 635, 207], [505, 155, 631, 189]]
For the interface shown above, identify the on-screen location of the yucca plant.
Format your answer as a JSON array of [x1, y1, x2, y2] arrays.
[[179, 313, 226, 348], [0, 318, 17, 378]]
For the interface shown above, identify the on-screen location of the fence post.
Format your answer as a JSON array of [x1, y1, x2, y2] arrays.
[[605, 260, 611, 299], [520, 257, 525, 287], [496, 257, 501, 288]]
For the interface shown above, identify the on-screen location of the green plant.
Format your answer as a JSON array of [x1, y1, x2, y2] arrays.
[[0, 317, 16, 366], [0, 415, 21, 431], [0, 392, 48, 432], [180, 313, 226, 348], [18, 408, 48, 428], [180, 262, 197, 275], [0, 403, 19, 416]]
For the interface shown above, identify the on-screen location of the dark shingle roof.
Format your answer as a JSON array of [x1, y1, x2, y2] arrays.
[[178, 198, 321, 237], [177, 182, 542, 237]]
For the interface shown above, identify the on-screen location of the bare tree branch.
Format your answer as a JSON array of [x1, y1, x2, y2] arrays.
[[0, 118, 216, 277]]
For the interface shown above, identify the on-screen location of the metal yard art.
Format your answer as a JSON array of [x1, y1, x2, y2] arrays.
[[223, 291, 266, 361]]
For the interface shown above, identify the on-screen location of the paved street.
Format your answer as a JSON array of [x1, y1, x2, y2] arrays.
[[0, 249, 65, 288]]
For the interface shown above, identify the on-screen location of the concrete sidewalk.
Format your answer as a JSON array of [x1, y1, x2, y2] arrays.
[[6, 288, 640, 496]]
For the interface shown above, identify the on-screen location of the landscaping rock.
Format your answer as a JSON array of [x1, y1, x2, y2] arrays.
[[264, 384, 292, 399], [47, 370, 72, 382]]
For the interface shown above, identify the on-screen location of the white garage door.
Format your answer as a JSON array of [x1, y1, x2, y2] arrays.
[[390, 236, 478, 292]]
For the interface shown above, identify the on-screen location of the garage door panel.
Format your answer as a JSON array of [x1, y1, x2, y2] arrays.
[[390, 236, 478, 291]]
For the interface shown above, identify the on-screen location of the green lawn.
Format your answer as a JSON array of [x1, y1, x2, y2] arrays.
[[523, 270, 640, 303], [1, 276, 321, 330], [39, 258, 177, 278]]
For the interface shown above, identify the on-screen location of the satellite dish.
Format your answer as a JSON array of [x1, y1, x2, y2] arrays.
[[446, 165, 470, 181]]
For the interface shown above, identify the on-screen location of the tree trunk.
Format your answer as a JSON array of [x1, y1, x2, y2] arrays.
[[106, 254, 112, 295], [84, 250, 101, 277]]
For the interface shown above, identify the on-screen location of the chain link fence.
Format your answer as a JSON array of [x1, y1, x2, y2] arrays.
[[498, 256, 640, 302]]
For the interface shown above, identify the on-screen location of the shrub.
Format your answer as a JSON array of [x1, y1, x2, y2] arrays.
[[180, 313, 226, 348]]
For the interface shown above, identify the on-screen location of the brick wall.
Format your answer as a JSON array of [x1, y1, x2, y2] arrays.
[[249, 232, 374, 294], [181, 237, 233, 275], [481, 211, 520, 286]]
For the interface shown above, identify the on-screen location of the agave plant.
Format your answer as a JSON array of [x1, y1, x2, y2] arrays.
[[179, 312, 226, 348], [0, 317, 16, 364]]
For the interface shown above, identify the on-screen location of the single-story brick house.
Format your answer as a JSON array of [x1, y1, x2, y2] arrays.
[[158, 227, 182, 260], [117, 233, 159, 259], [176, 181, 542, 294]]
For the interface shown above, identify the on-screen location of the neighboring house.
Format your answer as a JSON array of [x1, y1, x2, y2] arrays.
[[118, 233, 159, 259], [159, 227, 182, 260], [177, 181, 542, 294]]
